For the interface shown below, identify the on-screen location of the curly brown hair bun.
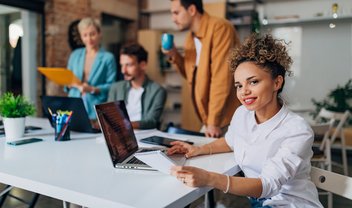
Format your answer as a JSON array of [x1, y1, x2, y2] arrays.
[[229, 33, 293, 94]]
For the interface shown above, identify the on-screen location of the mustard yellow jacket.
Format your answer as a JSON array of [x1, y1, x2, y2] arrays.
[[171, 13, 241, 128]]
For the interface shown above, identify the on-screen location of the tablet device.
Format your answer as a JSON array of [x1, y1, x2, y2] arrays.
[[140, 136, 193, 148]]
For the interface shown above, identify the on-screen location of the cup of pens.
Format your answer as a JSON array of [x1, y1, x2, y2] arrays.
[[50, 110, 73, 141]]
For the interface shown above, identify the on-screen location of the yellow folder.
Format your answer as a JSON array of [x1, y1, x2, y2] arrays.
[[38, 67, 82, 86]]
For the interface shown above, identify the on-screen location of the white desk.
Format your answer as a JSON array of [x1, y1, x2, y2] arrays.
[[0, 117, 240, 208]]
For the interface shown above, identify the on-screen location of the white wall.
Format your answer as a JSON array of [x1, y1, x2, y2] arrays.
[[261, 0, 352, 21], [21, 10, 37, 105], [261, 0, 352, 110], [270, 22, 352, 110]]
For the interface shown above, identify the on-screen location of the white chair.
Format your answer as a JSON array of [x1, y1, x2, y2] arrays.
[[311, 167, 352, 201], [311, 121, 334, 208], [311, 121, 334, 171], [313, 108, 350, 176]]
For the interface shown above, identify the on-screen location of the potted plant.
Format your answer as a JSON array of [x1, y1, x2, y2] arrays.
[[311, 79, 352, 124], [0, 92, 35, 142]]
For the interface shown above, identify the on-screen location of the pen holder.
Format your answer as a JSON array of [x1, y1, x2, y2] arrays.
[[54, 121, 71, 141]]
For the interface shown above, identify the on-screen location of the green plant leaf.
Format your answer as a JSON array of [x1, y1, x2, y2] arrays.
[[0, 92, 35, 118]]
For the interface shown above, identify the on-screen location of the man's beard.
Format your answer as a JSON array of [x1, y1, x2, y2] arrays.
[[123, 74, 135, 81], [176, 22, 190, 32]]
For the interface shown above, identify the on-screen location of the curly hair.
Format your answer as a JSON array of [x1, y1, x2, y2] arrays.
[[229, 34, 293, 94]]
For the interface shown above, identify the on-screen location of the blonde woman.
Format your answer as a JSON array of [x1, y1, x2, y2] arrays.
[[67, 17, 117, 120]]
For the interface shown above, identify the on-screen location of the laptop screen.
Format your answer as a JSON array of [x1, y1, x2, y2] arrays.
[[41, 96, 100, 133], [95, 101, 138, 164]]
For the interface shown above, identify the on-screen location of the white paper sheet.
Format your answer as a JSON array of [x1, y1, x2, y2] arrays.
[[135, 150, 179, 175]]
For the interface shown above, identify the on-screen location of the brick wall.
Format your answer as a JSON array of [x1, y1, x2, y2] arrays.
[[44, 0, 138, 95]]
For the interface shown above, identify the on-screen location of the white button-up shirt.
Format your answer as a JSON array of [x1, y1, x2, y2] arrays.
[[225, 105, 323, 207]]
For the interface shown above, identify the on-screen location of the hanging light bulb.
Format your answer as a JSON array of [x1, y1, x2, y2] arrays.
[[332, 3, 338, 19]]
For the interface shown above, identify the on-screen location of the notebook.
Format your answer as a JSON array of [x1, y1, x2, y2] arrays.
[[94, 101, 186, 170], [41, 96, 100, 133]]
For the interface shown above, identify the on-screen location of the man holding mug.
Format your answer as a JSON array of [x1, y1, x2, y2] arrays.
[[163, 0, 241, 138]]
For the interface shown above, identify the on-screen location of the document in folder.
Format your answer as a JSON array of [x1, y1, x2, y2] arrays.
[[38, 67, 82, 86]]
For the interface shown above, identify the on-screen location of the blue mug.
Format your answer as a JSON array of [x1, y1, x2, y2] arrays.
[[161, 33, 174, 50]]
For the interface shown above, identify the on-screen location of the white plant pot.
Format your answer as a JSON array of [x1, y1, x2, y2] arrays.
[[3, 117, 25, 142]]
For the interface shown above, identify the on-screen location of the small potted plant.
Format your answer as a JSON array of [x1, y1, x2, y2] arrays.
[[0, 92, 35, 142], [311, 79, 352, 122]]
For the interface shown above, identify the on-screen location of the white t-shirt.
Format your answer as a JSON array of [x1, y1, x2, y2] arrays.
[[225, 105, 323, 208], [126, 87, 144, 122], [193, 37, 202, 66]]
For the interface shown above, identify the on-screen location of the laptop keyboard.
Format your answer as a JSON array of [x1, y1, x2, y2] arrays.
[[127, 149, 162, 165], [128, 157, 146, 165]]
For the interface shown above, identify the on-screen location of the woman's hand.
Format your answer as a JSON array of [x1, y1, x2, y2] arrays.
[[171, 166, 210, 187], [166, 141, 202, 158], [80, 83, 92, 94], [205, 125, 223, 138], [71, 82, 94, 95]]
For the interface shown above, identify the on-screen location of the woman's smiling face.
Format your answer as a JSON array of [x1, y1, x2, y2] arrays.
[[234, 61, 283, 114]]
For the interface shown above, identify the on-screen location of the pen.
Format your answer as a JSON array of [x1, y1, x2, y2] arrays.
[[48, 107, 53, 116], [56, 111, 73, 141]]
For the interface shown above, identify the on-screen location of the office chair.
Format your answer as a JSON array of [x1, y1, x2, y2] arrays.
[[0, 185, 40, 208]]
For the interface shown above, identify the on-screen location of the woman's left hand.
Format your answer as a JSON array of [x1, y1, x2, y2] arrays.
[[80, 83, 91, 94], [171, 166, 210, 187]]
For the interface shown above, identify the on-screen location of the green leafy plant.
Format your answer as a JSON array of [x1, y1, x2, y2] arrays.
[[311, 79, 352, 123], [0, 92, 35, 118]]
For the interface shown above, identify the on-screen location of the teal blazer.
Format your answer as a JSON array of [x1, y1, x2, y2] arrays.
[[67, 47, 117, 119]]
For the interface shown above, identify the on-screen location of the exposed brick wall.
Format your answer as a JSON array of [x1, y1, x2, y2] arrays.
[[44, 0, 138, 96]]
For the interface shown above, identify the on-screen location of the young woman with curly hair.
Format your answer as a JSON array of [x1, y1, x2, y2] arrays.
[[167, 34, 323, 208]]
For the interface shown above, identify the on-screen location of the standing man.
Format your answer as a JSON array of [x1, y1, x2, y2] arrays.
[[164, 0, 241, 137], [108, 43, 167, 130]]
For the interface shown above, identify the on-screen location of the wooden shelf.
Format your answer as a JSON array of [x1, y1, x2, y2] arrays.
[[227, 0, 262, 4], [165, 85, 182, 93], [162, 68, 177, 73], [164, 108, 181, 114], [226, 0, 260, 29], [264, 15, 352, 26], [140, 8, 168, 14]]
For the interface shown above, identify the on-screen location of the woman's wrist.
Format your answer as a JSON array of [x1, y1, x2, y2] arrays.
[[202, 144, 212, 155], [199, 144, 211, 155], [207, 172, 220, 187], [207, 172, 231, 193]]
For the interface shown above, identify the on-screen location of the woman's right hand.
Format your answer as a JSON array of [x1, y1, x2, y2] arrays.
[[167, 141, 202, 158], [70, 82, 90, 95]]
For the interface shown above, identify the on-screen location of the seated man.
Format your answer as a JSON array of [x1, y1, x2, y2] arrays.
[[108, 43, 167, 129]]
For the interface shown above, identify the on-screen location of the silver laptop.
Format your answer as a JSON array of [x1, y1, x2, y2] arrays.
[[95, 101, 186, 170]]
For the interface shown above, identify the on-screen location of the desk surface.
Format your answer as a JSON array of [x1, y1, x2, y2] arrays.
[[0, 117, 239, 208]]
